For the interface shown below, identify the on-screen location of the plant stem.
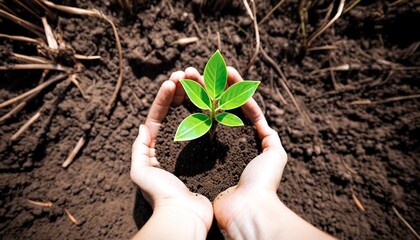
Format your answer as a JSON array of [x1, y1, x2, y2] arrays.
[[209, 99, 217, 140]]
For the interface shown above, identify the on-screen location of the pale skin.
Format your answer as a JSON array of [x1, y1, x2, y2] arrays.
[[131, 67, 335, 240]]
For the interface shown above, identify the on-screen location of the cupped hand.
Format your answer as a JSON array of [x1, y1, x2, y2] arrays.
[[213, 67, 288, 230], [130, 67, 212, 231]]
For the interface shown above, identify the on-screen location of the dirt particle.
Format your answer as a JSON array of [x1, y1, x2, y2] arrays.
[[314, 146, 322, 155], [103, 184, 112, 192], [305, 147, 314, 157]]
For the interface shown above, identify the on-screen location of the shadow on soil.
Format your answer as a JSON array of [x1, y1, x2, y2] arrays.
[[174, 137, 228, 177]]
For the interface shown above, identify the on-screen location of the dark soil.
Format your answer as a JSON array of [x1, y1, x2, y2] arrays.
[[0, 0, 419, 239], [156, 106, 259, 201]]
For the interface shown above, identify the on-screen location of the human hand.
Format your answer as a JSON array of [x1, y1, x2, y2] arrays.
[[213, 66, 288, 227], [130, 68, 213, 238], [213, 68, 334, 240]]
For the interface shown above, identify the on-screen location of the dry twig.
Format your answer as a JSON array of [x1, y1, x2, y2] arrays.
[[171, 37, 199, 46], [10, 111, 41, 142], [344, 0, 361, 13], [15, 0, 42, 19], [0, 33, 41, 44], [33, 0, 56, 19], [40, 0, 124, 114], [242, 0, 260, 72], [12, 53, 52, 64], [0, 2, 16, 15], [270, 69, 288, 105], [27, 199, 53, 207], [298, 0, 311, 38], [216, 31, 222, 51], [307, 45, 337, 52], [41, 17, 58, 49], [62, 136, 85, 168], [0, 73, 67, 109], [192, 20, 204, 39], [392, 206, 420, 240], [0, 9, 45, 38], [350, 94, 420, 105], [0, 102, 26, 123], [74, 54, 101, 60], [305, 0, 345, 47], [0, 63, 71, 71], [350, 187, 365, 212], [260, 48, 311, 124], [389, 0, 408, 7], [258, 0, 286, 26], [310, 64, 350, 75], [117, 0, 131, 12], [64, 208, 79, 225], [68, 74, 89, 100]]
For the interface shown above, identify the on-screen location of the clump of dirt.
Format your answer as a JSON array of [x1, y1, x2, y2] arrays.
[[156, 105, 259, 201]]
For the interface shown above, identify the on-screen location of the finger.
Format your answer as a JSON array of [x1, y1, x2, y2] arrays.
[[184, 67, 204, 87], [131, 124, 152, 178], [149, 148, 160, 167], [227, 67, 273, 141], [227, 66, 244, 85], [145, 80, 176, 145], [238, 148, 287, 191], [131, 126, 189, 205], [169, 71, 186, 106]]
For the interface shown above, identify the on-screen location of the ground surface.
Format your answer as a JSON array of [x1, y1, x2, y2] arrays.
[[0, 0, 419, 239]]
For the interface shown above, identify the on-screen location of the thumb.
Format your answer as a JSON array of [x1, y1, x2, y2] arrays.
[[238, 149, 287, 192], [131, 124, 152, 179]]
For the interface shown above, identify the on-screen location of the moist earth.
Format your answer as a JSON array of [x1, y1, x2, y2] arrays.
[[0, 0, 419, 239]]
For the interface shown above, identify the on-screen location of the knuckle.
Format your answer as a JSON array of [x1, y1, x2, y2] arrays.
[[184, 66, 196, 74], [169, 70, 184, 80]]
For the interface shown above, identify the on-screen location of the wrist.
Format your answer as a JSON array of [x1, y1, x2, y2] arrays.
[[223, 190, 284, 240], [135, 204, 210, 240], [225, 193, 335, 240]]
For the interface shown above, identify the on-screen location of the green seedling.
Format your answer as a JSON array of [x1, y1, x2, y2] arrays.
[[174, 50, 260, 141]]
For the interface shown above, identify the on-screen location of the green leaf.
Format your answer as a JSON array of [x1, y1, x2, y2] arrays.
[[203, 50, 227, 100], [180, 79, 211, 110], [174, 113, 212, 141], [216, 112, 244, 127], [217, 81, 260, 110]]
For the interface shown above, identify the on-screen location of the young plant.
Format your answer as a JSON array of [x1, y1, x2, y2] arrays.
[[174, 50, 260, 141]]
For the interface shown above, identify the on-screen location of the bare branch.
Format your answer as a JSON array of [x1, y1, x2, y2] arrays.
[[0, 73, 67, 109], [12, 53, 52, 64], [41, 17, 58, 49], [40, 1, 124, 114], [171, 37, 199, 46], [0, 9, 45, 38], [15, 0, 42, 19], [392, 206, 420, 239], [0, 33, 42, 44], [64, 208, 80, 225], [10, 111, 41, 142], [62, 136, 85, 168], [242, 0, 260, 72], [350, 94, 420, 105], [260, 48, 311, 124], [0, 64, 71, 71], [27, 199, 53, 207], [305, 0, 345, 47], [74, 54, 101, 60], [0, 102, 26, 123], [258, 0, 286, 26]]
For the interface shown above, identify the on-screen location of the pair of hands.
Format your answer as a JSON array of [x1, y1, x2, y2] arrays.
[[131, 67, 288, 235]]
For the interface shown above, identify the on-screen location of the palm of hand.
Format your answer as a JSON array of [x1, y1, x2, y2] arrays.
[[131, 67, 287, 234]]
